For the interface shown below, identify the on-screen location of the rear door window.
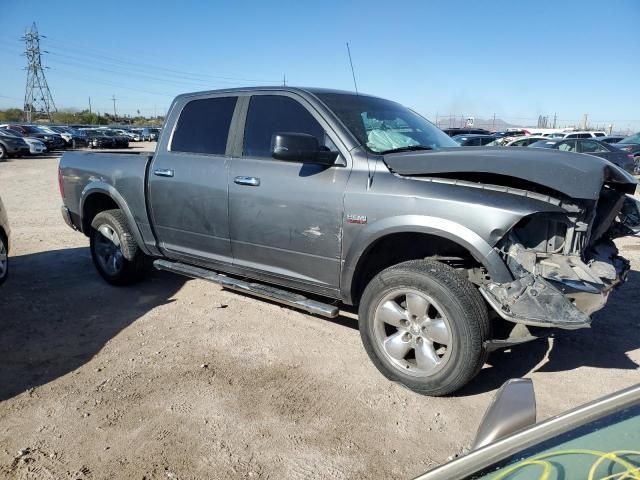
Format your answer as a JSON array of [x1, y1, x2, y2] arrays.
[[242, 95, 327, 158], [171, 96, 237, 155]]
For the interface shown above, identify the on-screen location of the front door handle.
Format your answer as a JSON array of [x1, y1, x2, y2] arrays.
[[234, 176, 260, 187], [154, 168, 174, 177]]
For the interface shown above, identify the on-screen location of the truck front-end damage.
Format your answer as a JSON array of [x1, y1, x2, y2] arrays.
[[481, 187, 640, 330]]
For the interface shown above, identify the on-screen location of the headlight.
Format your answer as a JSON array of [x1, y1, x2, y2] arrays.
[[44, 135, 51, 140]]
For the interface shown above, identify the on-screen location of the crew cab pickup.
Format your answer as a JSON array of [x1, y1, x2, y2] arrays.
[[59, 87, 640, 395]]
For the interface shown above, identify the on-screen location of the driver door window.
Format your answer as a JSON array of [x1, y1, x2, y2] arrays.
[[578, 140, 608, 153], [559, 141, 577, 152], [242, 95, 332, 158]]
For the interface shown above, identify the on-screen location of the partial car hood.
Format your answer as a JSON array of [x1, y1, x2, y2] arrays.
[[384, 147, 637, 200]]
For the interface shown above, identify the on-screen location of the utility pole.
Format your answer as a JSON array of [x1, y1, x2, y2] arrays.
[[492, 113, 496, 131], [88, 96, 92, 115], [553, 112, 557, 129], [283, 74, 286, 87], [111, 94, 117, 122], [21, 22, 57, 123]]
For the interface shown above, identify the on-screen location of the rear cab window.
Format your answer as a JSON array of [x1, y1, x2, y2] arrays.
[[171, 96, 238, 154]]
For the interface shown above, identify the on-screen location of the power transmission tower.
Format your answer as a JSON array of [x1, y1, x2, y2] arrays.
[[111, 95, 118, 122], [21, 22, 56, 123]]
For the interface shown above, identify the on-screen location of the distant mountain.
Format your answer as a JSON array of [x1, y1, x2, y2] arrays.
[[432, 116, 520, 131]]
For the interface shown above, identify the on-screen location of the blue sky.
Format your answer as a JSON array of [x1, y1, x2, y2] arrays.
[[1, 0, 639, 131]]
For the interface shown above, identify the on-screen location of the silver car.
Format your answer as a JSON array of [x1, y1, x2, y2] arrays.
[[0, 195, 9, 284]]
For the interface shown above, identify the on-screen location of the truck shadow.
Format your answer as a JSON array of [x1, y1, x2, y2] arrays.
[[0, 247, 186, 402], [457, 269, 640, 396]]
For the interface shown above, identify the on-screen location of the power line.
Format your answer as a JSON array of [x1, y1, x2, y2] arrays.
[[43, 37, 279, 84], [21, 22, 56, 122]]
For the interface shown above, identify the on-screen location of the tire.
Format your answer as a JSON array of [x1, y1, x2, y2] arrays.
[[0, 144, 7, 162], [358, 259, 490, 396], [90, 209, 149, 285], [0, 233, 8, 285], [71, 139, 77, 149]]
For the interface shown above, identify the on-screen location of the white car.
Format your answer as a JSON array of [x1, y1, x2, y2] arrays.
[[23, 137, 47, 154], [547, 131, 607, 139], [487, 136, 548, 147]]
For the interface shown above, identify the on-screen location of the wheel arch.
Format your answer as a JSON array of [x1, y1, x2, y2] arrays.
[[80, 183, 150, 255], [341, 215, 513, 305]]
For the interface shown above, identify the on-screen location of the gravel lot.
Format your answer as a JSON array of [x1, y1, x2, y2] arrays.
[[0, 145, 639, 479]]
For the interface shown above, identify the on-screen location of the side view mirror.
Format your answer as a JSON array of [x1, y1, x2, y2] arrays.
[[271, 132, 338, 166], [472, 378, 536, 450]]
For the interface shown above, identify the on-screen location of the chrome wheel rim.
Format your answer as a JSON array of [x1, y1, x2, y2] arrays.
[[373, 288, 452, 377], [0, 239, 7, 278], [94, 224, 124, 276]]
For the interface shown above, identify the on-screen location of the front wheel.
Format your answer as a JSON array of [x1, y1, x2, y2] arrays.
[[358, 259, 490, 396], [90, 209, 150, 285], [0, 145, 7, 162]]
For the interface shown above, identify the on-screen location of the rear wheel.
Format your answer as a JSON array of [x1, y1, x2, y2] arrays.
[[358, 259, 490, 396], [90, 209, 150, 285], [0, 233, 8, 285]]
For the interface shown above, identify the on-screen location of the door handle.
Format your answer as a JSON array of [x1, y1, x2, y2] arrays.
[[234, 176, 260, 186], [154, 168, 174, 177]]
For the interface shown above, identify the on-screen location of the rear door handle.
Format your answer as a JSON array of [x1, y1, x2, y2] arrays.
[[234, 176, 260, 186], [154, 168, 174, 177]]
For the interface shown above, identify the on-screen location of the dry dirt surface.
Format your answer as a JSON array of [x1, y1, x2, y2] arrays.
[[0, 148, 639, 480]]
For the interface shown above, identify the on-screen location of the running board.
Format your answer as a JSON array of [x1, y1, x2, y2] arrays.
[[153, 259, 339, 318]]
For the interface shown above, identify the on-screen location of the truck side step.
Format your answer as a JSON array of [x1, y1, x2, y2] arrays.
[[153, 259, 340, 318]]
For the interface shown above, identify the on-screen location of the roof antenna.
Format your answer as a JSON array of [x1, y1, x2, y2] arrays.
[[346, 42, 373, 189], [346, 42, 359, 95]]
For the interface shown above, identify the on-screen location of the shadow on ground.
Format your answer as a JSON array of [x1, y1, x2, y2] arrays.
[[2, 247, 638, 401], [457, 270, 640, 396], [0, 247, 185, 402]]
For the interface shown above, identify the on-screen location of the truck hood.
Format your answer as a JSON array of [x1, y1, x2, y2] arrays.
[[384, 147, 637, 200]]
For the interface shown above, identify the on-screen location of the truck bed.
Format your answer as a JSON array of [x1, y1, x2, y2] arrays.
[[59, 150, 157, 254]]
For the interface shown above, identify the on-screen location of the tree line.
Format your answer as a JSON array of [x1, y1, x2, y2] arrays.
[[0, 109, 164, 126]]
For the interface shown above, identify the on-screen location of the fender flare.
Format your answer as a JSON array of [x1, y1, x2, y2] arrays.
[[340, 214, 513, 303], [80, 182, 151, 256]]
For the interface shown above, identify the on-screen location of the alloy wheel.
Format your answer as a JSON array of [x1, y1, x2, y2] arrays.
[[94, 224, 124, 276], [373, 288, 452, 377]]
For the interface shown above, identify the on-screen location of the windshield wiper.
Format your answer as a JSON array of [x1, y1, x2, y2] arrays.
[[379, 145, 434, 154]]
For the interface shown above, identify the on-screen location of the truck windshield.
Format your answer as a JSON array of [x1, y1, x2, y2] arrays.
[[315, 93, 458, 154]]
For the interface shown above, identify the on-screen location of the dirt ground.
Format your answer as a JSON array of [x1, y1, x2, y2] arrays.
[[0, 145, 639, 479]]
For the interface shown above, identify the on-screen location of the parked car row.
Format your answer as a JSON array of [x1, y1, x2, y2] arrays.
[[0, 124, 91, 160], [0, 123, 163, 160], [69, 125, 161, 142], [448, 128, 640, 174]]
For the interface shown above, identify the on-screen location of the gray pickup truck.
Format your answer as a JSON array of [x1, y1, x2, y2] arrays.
[[59, 87, 640, 395]]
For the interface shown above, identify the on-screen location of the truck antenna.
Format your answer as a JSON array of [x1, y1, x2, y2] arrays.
[[346, 42, 359, 95], [346, 42, 373, 189]]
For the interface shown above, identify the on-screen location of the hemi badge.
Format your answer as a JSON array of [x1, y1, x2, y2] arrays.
[[346, 214, 367, 224]]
